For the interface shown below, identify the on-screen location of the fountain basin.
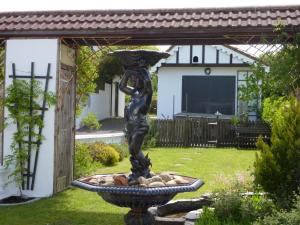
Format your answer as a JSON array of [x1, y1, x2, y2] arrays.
[[72, 174, 204, 225]]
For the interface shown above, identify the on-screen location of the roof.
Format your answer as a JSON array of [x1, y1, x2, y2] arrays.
[[0, 5, 300, 45]]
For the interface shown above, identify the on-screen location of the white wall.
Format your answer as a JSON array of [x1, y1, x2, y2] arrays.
[[157, 66, 251, 119], [1, 39, 58, 198], [76, 83, 112, 128], [76, 76, 125, 128]]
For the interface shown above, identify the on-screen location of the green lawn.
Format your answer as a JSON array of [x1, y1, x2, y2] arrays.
[[0, 148, 257, 225]]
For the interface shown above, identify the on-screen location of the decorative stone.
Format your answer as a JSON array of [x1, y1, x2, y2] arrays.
[[138, 176, 148, 185], [148, 182, 165, 187], [146, 176, 163, 184], [174, 177, 190, 185], [166, 180, 177, 186], [88, 178, 99, 184], [185, 209, 203, 220], [113, 175, 128, 186], [159, 173, 173, 183]]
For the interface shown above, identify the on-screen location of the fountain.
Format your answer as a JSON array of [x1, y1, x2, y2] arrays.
[[72, 50, 204, 225]]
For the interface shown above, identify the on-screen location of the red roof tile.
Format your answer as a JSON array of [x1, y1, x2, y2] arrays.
[[0, 5, 299, 45]]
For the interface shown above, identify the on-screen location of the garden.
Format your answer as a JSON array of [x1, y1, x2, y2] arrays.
[[0, 28, 300, 225]]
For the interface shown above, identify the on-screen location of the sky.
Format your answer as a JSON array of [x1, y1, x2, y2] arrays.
[[0, 0, 299, 12]]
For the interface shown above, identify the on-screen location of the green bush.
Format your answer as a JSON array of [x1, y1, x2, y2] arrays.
[[256, 195, 300, 225], [211, 174, 274, 225], [142, 118, 158, 149], [110, 144, 129, 161], [74, 142, 94, 179], [254, 97, 300, 208], [89, 142, 120, 166], [82, 112, 101, 130]]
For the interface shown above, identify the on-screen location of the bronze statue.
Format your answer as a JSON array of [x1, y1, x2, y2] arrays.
[[113, 50, 169, 184]]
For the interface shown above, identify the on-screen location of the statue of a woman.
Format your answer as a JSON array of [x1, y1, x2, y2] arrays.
[[119, 58, 153, 184]]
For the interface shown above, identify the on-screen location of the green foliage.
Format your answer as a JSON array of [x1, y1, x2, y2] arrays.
[[256, 195, 300, 225], [110, 144, 129, 161], [81, 112, 101, 130], [142, 118, 158, 149], [239, 34, 300, 106], [254, 97, 300, 208], [89, 142, 120, 166], [76, 46, 100, 116], [196, 207, 223, 225], [4, 79, 56, 187], [74, 142, 95, 179], [261, 97, 287, 125]]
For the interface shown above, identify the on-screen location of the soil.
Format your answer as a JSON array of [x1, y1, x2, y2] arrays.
[[0, 196, 35, 204]]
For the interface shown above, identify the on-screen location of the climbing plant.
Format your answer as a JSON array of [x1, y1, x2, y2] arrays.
[[4, 78, 56, 189]]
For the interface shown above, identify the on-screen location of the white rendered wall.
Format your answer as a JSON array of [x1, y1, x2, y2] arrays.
[[157, 66, 251, 119], [76, 76, 125, 128], [2, 39, 58, 198], [76, 83, 112, 128]]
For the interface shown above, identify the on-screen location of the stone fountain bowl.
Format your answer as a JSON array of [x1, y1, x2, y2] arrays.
[[72, 173, 204, 209]]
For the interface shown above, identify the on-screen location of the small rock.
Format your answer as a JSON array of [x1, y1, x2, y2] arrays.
[[166, 180, 177, 186], [146, 176, 163, 184], [149, 182, 165, 187], [138, 176, 148, 185], [114, 175, 128, 186], [185, 209, 203, 220], [88, 178, 99, 184], [139, 184, 147, 187], [174, 177, 190, 185], [159, 173, 173, 183]]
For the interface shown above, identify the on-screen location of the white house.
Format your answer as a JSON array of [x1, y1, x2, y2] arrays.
[[76, 77, 125, 128], [153, 45, 259, 120]]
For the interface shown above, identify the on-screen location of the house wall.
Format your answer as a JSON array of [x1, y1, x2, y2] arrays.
[[76, 77, 125, 128], [157, 66, 251, 119], [1, 39, 58, 199], [76, 83, 112, 128]]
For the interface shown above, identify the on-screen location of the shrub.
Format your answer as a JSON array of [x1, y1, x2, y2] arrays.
[[74, 142, 94, 179], [142, 118, 158, 149], [254, 97, 300, 208], [89, 142, 120, 166], [82, 112, 101, 130], [212, 173, 274, 225], [256, 195, 300, 225], [110, 144, 129, 161]]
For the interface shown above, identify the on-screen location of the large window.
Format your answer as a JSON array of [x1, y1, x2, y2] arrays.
[[182, 76, 236, 115], [237, 70, 259, 119]]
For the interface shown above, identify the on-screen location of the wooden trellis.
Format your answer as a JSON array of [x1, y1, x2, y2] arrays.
[[10, 62, 52, 190]]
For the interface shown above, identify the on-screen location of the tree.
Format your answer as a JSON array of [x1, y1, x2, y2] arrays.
[[254, 97, 300, 209], [239, 34, 300, 104]]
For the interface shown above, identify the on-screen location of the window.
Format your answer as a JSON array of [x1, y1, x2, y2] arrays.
[[237, 70, 259, 119], [192, 56, 199, 63]]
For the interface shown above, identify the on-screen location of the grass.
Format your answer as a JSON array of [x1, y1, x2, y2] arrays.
[[0, 148, 257, 225]]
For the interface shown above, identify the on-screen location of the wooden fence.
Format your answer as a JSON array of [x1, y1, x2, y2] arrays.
[[154, 118, 270, 148]]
